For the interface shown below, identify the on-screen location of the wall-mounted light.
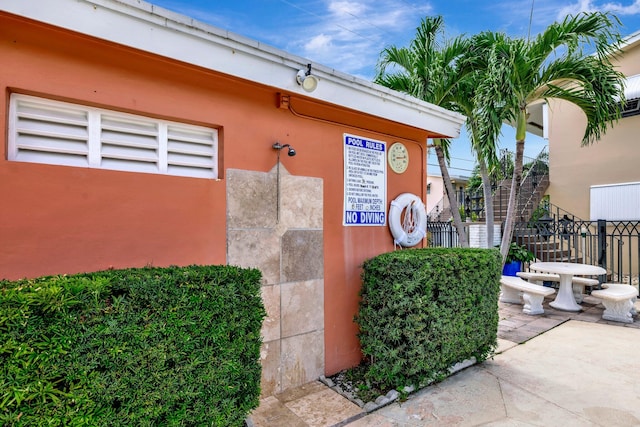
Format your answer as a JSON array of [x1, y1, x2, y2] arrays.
[[296, 63, 319, 93], [272, 142, 296, 157]]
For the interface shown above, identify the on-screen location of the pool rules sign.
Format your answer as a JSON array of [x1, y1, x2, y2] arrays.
[[343, 133, 387, 226]]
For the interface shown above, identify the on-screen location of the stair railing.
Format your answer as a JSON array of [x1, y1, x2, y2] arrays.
[[518, 146, 549, 221], [428, 196, 450, 221], [492, 146, 549, 223]]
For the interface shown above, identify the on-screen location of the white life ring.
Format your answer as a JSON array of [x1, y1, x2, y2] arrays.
[[388, 193, 427, 247]]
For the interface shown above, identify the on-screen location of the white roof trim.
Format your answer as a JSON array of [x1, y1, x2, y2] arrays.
[[621, 30, 640, 50], [2, 0, 466, 138]]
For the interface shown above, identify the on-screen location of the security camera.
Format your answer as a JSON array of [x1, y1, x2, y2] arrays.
[[287, 147, 296, 156]]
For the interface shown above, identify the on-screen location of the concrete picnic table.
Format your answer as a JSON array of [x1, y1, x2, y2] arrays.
[[529, 262, 606, 312]]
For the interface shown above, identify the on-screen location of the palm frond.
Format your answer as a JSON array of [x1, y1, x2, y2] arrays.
[[530, 12, 622, 66]]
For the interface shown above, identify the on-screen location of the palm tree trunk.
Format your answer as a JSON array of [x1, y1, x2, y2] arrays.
[[478, 158, 494, 248], [434, 139, 469, 247], [500, 109, 527, 261]]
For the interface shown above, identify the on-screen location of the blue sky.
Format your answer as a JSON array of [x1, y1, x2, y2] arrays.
[[150, 0, 640, 177]]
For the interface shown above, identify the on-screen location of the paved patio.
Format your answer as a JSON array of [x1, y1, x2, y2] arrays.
[[248, 294, 640, 426]]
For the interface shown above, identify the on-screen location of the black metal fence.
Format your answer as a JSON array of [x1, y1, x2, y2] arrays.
[[513, 218, 640, 288], [426, 146, 639, 289], [428, 216, 640, 290], [427, 221, 461, 247]]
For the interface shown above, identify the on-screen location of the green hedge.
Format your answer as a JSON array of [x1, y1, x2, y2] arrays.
[[356, 247, 501, 391], [0, 265, 265, 426]]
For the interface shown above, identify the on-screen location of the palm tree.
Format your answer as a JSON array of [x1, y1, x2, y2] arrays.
[[473, 12, 626, 261], [375, 16, 472, 247], [448, 60, 504, 248]]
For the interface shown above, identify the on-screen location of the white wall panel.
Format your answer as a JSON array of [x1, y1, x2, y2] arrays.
[[590, 182, 640, 221]]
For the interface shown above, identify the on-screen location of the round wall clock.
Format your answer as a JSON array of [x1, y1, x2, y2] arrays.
[[388, 142, 409, 174]]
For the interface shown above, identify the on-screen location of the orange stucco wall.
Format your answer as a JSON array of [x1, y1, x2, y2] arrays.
[[1, 13, 433, 375]]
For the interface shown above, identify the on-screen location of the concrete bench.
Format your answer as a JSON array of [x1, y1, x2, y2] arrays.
[[517, 272, 599, 303], [571, 277, 600, 303], [591, 284, 639, 323], [500, 275, 556, 315]]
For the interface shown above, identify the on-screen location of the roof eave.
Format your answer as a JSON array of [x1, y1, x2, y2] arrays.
[[2, 0, 466, 138]]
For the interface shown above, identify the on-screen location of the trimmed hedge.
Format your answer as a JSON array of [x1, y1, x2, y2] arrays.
[[0, 265, 265, 426], [356, 247, 501, 391]]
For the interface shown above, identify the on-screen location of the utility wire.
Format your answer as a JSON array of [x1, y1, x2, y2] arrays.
[[428, 153, 477, 163], [330, 4, 395, 38], [446, 156, 476, 163], [428, 164, 475, 173], [398, 0, 423, 13]]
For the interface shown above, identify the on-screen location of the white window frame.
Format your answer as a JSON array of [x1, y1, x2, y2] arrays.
[[8, 93, 218, 179]]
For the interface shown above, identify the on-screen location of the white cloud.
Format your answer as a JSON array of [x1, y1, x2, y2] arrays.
[[328, 1, 367, 17], [558, 0, 600, 18], [293, 0, 433, 77], [305, 33, 334, 53], [558, 0, 640, 19], [600, 0, 640, 14]]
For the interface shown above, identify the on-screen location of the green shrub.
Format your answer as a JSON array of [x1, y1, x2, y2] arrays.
[[505, 242, 535, 263], [0, 265, 265, 426], [355, 247, 501, 391]]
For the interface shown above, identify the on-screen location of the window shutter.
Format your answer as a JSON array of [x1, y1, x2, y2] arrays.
[[9, 96, 90, 167], [167, 125, 217, 178], [100, 114, 159, 173], [9, 94, 218, 179]]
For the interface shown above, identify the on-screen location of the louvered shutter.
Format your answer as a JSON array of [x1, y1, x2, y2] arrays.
[[8, 94, 218, 179], [9, 96, 90, 167], [167, 125, 217, 179], [100, 114, 159, 173]]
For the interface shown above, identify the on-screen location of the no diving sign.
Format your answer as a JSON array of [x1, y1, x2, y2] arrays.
[[343, 134, 387, 226]]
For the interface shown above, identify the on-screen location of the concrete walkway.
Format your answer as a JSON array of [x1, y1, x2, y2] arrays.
[[248, 295, 640, 427]]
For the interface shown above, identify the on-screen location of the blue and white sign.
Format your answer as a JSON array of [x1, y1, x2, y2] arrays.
[[343, 133, 387, 226]]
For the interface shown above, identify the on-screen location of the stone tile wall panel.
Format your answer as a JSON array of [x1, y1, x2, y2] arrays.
[[227, 168, 324, 396]]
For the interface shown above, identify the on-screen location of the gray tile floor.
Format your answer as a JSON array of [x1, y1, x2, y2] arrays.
[[498, 294, 640, 345], [248, 293, 640, 427]]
